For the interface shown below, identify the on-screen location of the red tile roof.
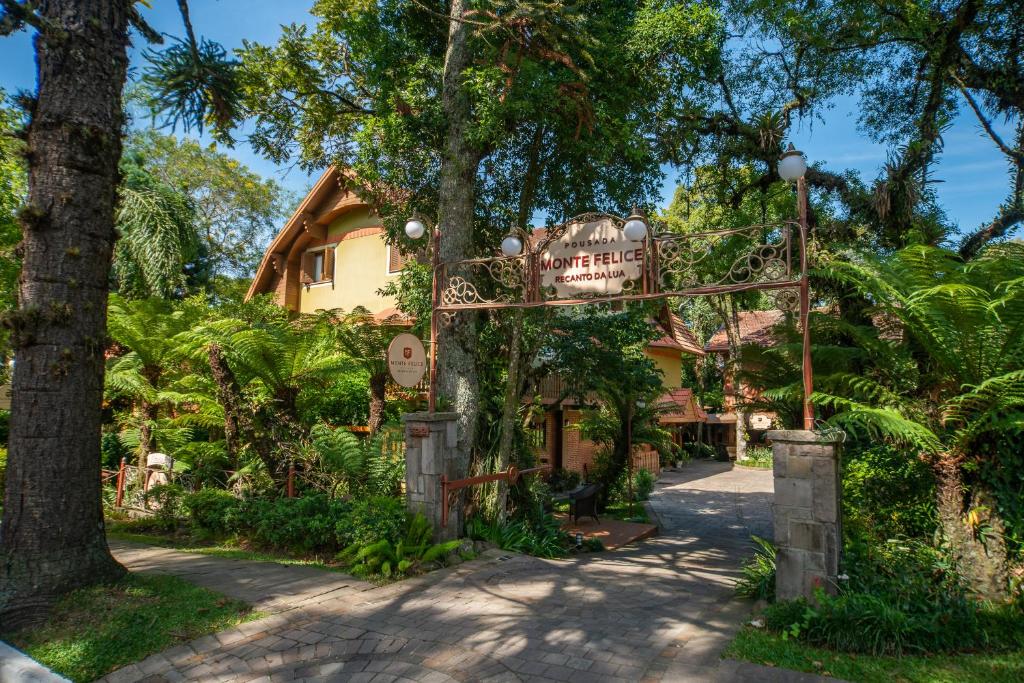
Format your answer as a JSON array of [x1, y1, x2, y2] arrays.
[[705, 310, 787, 352], [657, 387, 707, 423]]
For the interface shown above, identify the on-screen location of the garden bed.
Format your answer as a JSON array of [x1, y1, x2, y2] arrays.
[[0, 574, 256, 683]]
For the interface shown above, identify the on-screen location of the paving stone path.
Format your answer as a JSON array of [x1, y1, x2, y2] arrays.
[[100, 461, 835, 682]]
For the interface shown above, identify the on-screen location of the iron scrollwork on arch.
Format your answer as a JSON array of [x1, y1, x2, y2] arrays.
[[434, 216, 803, 318], [653, 221, 797, 293]]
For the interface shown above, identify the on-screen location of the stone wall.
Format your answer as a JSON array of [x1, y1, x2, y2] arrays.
[[403, 411, 462, 542], [767, 429, 841, 601]]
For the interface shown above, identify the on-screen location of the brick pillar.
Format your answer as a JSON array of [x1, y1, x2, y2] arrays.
[[402, 411, 462, 542], [767, 429, 842, 601]]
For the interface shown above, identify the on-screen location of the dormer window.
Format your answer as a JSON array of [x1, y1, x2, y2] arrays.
[[302, 246, 334, 284]]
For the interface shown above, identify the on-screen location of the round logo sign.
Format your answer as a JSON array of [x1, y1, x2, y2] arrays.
[[387, 333, 427, 388]]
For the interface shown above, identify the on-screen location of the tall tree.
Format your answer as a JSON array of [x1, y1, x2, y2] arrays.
[[0, 0, 133, 627], [124, 129, 297, 278], [0, 90, 25, 380], [0, 0, 238, 626], [238, 0, 724, 486]]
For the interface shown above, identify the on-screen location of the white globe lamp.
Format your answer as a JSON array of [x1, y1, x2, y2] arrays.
[[777, 144, 807, 182], [404, 218, 426, 240], [500, 234, 523, 257], [623, 214, 648, 242]]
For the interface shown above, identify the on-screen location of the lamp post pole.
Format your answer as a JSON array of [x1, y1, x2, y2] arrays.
[[626, 400, 634, 518], [428, 225, 441, 413], [797, 177, 814, 430]]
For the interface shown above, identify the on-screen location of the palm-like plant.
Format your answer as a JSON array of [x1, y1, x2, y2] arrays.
[[105, 296, 199, 476], [312, 307, 408, 435], [744, 243, 1024, 598], [176, 311, 349, 484], [113, 158, 200, 299]]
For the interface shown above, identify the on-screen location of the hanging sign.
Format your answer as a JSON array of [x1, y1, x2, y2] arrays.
[[539, 218, 643, 297], [387, 333, 427, 388]]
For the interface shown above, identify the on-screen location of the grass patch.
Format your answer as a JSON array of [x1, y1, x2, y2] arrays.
[[726, 627, 1024, 683], [551, 500, 650, 524], [106, 524, 345, 572], [602, 502, 650, 524], [2, 574, 256, 683]]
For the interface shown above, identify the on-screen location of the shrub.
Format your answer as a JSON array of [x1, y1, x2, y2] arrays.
[[548, 469, 581, 493], [743, 445, 773, 468], [682, 442, 715, 460], [100, 432, 129, 471], [229, 494, 351, 554], [337, 495, 407, 548], [634, 469, 655, 501], [182, 488, 238, 534], [762, 537, 1024, 656], [0, 446, 6, 500], [467, 514, 569, 558], [842, 443, 935, 540], [735, 535, 776, 600], [339, 513, 460, 578], [143, 483, 185, 531]]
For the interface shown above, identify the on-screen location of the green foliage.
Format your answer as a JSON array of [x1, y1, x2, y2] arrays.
[[113, 154, 200, 299], [144, 483, 185, 531], [227, 494, 352, 554], [0, 446, 6, 500], [0, 91, 26, 369], [337, 495, 407, 549], [1, 574, 252, 683], [181, 488, 239, 534], [548, 469, 581, 493], [307, 424, 405, 497], [843, 444, 935, 540], [633, 469, 656, 501], [339, 513, 460, 578], [123, 130, 296, 278], [762, 538, 1024, 656], [744, 446, 774, 469], [466, 514, 569, 559], [735, 536, 776, 601], [297, 368, 373, 426], [682, 442, 716, 460]]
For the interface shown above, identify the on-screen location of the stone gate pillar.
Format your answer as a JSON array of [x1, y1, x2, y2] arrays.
[[403, 411, 462, 542], [767, 430, 842, 601]]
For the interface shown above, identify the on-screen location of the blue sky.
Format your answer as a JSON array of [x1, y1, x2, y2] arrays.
[[0, 1, 1014, 237]]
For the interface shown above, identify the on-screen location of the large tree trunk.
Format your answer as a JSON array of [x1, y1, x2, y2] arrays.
[[437, 0, 483, 479], [208, 343, 246, 467], [0, 0, 130, 629], [368, 372, 387, 436], [493, 125, 545, 522], [935, 455, 1009, 601]]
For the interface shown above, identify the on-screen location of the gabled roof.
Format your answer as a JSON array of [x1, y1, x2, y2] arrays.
[[246, 167, 374, 301], [705, 309, 787, 352], [657, 388, 707, 423]]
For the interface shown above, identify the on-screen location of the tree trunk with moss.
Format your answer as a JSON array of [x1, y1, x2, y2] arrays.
[[436, 0, 483, 482], [0, 0, 130, 629], [368, 372, 387, 435], [935, 454, 1009, 600]]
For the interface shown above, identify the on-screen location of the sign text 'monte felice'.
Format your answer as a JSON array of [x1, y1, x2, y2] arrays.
[[539, 218, 643, 297]]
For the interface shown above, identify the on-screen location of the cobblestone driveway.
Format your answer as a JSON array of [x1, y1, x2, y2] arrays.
[[102, 462, 831, 682]]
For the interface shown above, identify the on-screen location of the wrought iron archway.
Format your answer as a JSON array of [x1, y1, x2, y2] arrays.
[[422, 179, 814, 430]]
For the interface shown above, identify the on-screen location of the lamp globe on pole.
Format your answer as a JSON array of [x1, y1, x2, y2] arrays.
[[500, 233, 524, 257], [405, 217, 427, 240], [623, 212, 649, 242], [777, 143, 807, 182]]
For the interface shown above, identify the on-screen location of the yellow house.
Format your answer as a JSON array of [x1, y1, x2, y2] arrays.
[[248, 167, 707, 475], [247, 167, 411, 320]]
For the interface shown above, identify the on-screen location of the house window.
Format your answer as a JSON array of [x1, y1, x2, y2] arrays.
[[302, 247, 334, 284], [387, 245, 409, 274]]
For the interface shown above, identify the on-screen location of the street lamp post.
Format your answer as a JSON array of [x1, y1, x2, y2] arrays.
[[777, 144, 814, 430], [405, 216, 442, 412]]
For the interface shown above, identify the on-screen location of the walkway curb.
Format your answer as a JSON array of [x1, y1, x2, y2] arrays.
[[0, 641, 71, 683]]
